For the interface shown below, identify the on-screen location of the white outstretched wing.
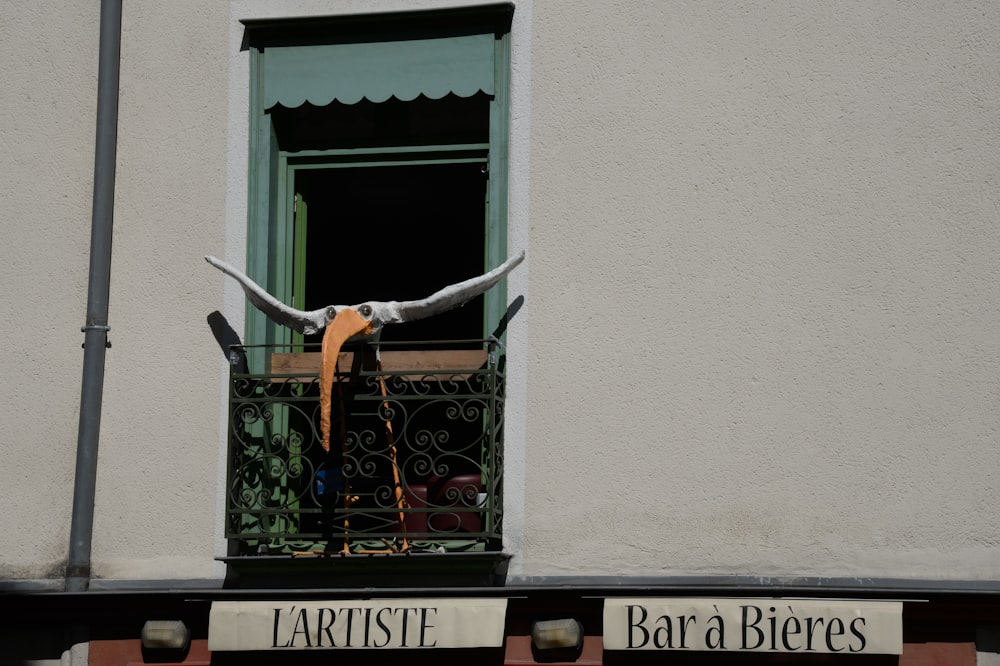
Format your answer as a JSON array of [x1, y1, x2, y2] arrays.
[[392, 250, 525, 324], [205, 255, 331, 335]]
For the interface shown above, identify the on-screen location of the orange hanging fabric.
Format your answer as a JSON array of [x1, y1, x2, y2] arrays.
[[378, 369, 410, 553], [319, 309, 374, 452]]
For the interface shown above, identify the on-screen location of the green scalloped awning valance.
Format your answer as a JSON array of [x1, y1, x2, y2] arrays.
[[262, 33, 496, 109]]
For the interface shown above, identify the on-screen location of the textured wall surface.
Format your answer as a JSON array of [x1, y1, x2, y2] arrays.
[[0, 2, 100, 580], [91, 1, 230, 579], [0, 1, 230, 581], [3, 0, 998, 585], [524, 1, 1000, 579]]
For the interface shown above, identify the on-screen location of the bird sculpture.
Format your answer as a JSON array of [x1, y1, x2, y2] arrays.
[[205, 250, 525, 452], [208, 250, 524, 554]]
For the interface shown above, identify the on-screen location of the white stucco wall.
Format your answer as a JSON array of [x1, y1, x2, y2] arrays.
[[524, 1, 1000, 579], [1, 0, 232, 583], [90, 1, 231, 580], [0, 2, 99, 580], [0, 0, 232, 581], [3, 0, 998, 585]]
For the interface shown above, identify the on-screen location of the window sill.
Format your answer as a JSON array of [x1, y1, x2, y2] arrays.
[[219, 551, 510, 589]]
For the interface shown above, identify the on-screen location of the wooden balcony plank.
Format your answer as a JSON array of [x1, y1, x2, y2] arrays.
[[271, 349, 488, 380]]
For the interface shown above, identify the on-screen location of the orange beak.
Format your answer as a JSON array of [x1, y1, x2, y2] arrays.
[[320, 309, 375, 452]]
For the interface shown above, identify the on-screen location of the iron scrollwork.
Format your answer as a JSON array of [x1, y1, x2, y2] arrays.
[[226, 341, 505, 555]]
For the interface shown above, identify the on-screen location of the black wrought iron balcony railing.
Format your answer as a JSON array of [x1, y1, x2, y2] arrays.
[[225, 339, 505, 556]]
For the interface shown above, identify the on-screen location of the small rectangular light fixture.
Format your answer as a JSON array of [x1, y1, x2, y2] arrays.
[[531, 618, 583, 651], [141, 620, 190, 650]]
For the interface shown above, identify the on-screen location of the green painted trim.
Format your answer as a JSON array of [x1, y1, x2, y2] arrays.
[[281, 145, 490, 171], [291, 193, 308, 347], [288, 157, 486, 171], [272, 159, 293, 348], [245, 46, 279, 373], [485, 31, 511, 338], [284, 143, 490, 159]]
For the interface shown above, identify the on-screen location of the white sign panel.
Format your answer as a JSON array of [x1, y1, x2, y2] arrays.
[[209, 598, 508, 651], [604, 598, 902, 654]]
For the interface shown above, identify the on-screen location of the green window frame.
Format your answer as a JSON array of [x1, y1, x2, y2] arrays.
[[241, 4, 514, 370]]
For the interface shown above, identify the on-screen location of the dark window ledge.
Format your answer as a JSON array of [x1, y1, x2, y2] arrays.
[[219, 551, 510, 589]]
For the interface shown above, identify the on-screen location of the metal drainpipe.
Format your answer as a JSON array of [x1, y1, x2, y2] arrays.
[[65, 0, 123, 593]]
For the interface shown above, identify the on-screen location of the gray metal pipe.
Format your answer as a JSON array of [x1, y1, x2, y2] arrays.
[[66, 0, 123, 593]]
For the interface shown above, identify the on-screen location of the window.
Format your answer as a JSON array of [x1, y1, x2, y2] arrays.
[[225, 5, 514, 561], [242, 5, 513, 360]]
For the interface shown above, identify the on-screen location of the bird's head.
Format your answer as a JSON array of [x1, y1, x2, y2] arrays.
[[318, 301, 401, 340]]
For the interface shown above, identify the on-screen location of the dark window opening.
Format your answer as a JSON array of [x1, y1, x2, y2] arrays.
[[295, 160, 488, 345]]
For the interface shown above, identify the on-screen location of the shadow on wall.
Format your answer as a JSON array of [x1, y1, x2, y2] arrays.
[[491, 294, 524, 340], [207, 311, 247, 374]]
